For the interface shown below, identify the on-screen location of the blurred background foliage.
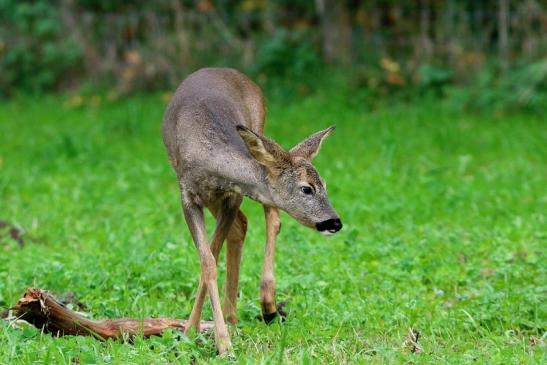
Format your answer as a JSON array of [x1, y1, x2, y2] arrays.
[[0, 0, 546, 111]]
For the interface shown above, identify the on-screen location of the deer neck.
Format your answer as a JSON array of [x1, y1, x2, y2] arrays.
[[231, 163, 276, 206]]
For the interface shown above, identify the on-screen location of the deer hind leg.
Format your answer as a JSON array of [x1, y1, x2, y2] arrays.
[[187, 198, 242, 331], [223, 210, 247, 324], [182, 196, 240, 355], [261, 205, 282, 323]]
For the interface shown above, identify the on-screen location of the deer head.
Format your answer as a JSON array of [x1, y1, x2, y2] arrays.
[[237, 125, 342, 235]]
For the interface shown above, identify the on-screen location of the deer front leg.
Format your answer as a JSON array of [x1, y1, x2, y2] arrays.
[[223, 210, 247, 324], [261, 205, 282, 323], [182, 199, 233, 355]]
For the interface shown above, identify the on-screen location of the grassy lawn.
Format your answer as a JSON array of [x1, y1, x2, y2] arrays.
[[0, 93, 545, 364]]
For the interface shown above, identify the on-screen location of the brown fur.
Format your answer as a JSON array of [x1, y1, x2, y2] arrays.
[[162, 68, 341, 356]]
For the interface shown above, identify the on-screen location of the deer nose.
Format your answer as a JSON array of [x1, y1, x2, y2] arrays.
[[316, 218, 343, 234]]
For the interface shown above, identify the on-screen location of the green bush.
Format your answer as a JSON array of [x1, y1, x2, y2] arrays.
[[417, 65, 453, 96], [448, 59, 547, 113], [0, 0, 82, 95], [251, 29, 322, 94]]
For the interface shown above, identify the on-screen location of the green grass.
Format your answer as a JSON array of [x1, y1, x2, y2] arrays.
[[0, 93, 545, 364]]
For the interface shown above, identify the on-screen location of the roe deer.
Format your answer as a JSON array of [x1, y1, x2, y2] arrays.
[[162, 68, 342, 355]]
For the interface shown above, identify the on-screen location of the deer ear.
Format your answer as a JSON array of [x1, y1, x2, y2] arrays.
[[290, 125, 335, 161], [236, 125, 290, 175]]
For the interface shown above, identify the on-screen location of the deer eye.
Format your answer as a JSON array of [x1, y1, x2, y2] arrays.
[[300, 186, 314, 195]]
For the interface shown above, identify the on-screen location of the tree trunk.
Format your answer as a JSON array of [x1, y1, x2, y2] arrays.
[[498, 0, 509, 70], [419, 0, 433, 61], [315, 0, 352, 64]]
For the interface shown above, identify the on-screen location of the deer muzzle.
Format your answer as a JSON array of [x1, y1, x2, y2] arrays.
[[316, 218, 343, 235]]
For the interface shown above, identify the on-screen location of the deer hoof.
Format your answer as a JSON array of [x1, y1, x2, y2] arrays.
[[262, 311, 278, 324], [260, 302, 287, 324]]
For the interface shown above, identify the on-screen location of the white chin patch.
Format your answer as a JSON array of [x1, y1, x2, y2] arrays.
[[319, 230, 336, 236]]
